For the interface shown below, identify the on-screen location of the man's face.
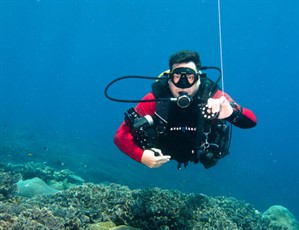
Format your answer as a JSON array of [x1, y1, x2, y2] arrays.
[[168, 62, 200, 98]]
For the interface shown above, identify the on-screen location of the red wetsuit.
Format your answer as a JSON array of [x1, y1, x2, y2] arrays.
[[114, 90, 257, 163]]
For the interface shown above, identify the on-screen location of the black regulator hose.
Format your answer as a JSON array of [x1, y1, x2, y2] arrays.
[[104, 66, 222, 103], [200, 66, 222, 87], [104, 75, 174, 103]]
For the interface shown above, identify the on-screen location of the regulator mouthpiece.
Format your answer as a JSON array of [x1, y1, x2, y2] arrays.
[[176, 92, 192, 108]]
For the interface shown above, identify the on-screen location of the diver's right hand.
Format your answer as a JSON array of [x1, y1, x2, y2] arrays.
[[141, 148, 171, 168]]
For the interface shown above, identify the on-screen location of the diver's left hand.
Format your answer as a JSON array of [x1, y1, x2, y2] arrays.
[[207, 96, 233, 119]]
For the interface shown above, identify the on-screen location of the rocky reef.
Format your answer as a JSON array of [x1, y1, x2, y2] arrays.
[[0, 162, 297, 229]]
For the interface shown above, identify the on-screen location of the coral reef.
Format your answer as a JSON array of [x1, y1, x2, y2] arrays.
[[0, 166, 21, 200], [0, 163, 295, 229], [4, 162, 84, 190], [263, 205, 299, 229], [0, 183, 287, 229], [89, 221, 141, 230], [17, 177, 59, 198]]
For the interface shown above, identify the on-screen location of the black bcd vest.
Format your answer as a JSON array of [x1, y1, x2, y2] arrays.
[[150, 76, 231, 166]]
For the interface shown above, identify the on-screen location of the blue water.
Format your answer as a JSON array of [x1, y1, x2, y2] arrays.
[[1, 0, 298, 220]]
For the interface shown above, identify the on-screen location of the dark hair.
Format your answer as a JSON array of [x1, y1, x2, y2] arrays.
[[169, 50, 201, 70]]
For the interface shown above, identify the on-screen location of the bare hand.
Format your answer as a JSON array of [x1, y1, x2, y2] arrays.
[[207, 96, 233, 119], [141, 148, 171, 168]]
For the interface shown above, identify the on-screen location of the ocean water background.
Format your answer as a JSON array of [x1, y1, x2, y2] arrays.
[[1, 0, 298, 220]]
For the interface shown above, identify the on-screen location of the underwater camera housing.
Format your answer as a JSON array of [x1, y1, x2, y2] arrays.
[[124, 108, 157, 149]]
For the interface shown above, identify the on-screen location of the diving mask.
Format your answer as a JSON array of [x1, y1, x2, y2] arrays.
[[170, 67, 199, 89]]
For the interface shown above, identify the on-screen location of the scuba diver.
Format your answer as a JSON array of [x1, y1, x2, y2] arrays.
[[112, 50, 257, 169]]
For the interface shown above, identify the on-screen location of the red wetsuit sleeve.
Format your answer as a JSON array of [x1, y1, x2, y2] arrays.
[[213, 90, 257, 128], [114, 92, 156, 162]]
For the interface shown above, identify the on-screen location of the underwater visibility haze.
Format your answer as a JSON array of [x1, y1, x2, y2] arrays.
[[1, 0, 299, 228]]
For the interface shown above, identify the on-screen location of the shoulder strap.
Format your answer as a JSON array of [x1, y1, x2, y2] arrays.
[[197, 75, 219, 102], [151, 78, 172, 98], [194, 76, 219, 156]]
